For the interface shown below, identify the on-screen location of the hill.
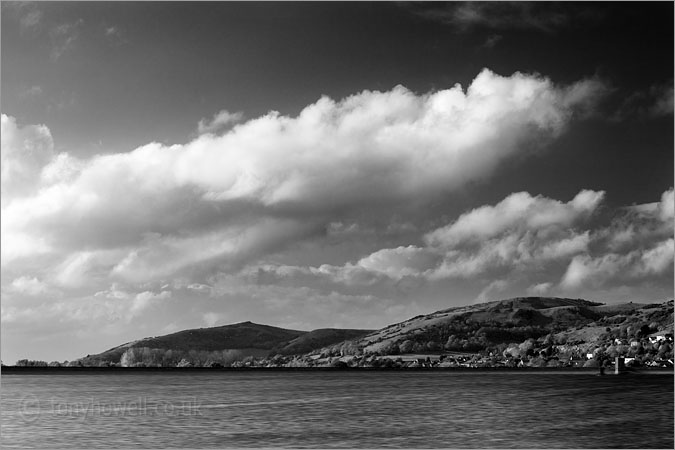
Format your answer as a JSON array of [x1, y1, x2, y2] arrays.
[[73, 296, 673, 368], [78, 321, 372, 367], [276, 328, 373, 355], [325, 297, 606, 355], [304, 297, 673, 368]]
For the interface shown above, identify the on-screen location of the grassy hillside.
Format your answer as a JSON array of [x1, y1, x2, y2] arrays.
[[135, 321, 305, 351], [78, 322, 372, 367], [275, 328, 373, 355], [343, 297, 606, 355], [79, 321, 306, 366], [74, 297, 673, 368], [306, 297, 673, 363]]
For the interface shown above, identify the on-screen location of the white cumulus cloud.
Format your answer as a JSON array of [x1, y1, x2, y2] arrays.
[[425, 190, 604, 247], [287, 188, 671, 297], [1, 69, 605, 286]]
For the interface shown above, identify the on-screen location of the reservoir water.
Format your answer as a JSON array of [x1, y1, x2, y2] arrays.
[[1, 370, 672, 448]]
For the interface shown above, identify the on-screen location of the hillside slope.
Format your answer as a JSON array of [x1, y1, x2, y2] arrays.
[[80, 321, 306, 365], [311, 297, 673, 360], [76, 297, 673, 368], [276, 328, 373, 355], [347, 297, 605, 355], [79, 322, 372, 366]]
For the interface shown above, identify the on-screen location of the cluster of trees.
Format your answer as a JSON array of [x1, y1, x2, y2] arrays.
[[14, 359, 49, 367], [119, 347, 246, 367], [483, 331, 673, 369], [597, 322, 662, 341], [315, 340, 362, 358], [590, 339, 672, 361], [13, 360, 81, 367]]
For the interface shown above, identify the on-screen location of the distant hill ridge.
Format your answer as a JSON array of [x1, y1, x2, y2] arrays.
[[430, 296, 602, 316], [77, 296, 673, 367], [306, 297, 672, 359], [343, 297, 617, 354], [80, 321, 373, 365]]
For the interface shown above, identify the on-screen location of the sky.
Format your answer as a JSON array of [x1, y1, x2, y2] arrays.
[[1, 2, 673, 363]]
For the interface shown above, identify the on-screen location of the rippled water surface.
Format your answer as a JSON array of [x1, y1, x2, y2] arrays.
[[2, 370, 673, 448]]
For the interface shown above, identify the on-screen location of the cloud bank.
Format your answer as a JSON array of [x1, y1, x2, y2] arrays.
[[1, 69, 606, 286], [253, 188, 673, 301]]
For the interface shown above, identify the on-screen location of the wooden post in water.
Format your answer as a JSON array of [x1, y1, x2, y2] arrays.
[[615, 356, 625, 374]]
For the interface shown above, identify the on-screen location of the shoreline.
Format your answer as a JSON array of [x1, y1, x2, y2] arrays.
[[2, 366, 673, 374]]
